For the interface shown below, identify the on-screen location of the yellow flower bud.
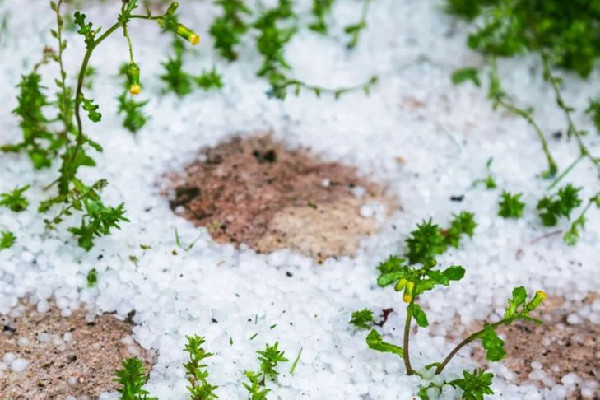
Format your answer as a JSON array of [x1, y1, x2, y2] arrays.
[[527, 290, 547, 310], [189, 34, 200, 45], [175, 24, 200, 45], [129, 84, 141, 95], [403, 281, 414, 303]]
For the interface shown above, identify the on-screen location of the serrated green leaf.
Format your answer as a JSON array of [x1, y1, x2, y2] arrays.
[[365, 330, 404, 357]]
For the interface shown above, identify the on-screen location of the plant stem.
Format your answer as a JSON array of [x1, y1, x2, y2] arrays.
[[402, 299, 414, 375], [434, 320, 504, 375]]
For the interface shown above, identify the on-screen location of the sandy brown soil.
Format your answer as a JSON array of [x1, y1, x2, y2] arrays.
[[168, 135, 396, 259], [470, 295, 600, 399], [0, 304, 152, 400]]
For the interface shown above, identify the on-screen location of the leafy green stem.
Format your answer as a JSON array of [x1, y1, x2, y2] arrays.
[[403, 298, 414, 375]]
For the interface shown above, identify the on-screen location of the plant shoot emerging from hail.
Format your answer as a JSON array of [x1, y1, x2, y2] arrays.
[[2, 0, 199, 250], [114, 357, 156, 400], [351, 214, 546, 399], [244, 342, 288, 399], [183, 335, 219, 399]]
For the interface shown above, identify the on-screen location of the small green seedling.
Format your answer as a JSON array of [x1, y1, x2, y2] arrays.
[[114, 357, 156, 400], [473, 158, 496, 189], [498, 191, 525, 218], [244, 342, 288, 400], [308, 0, 336, 34], [0, 185, 30, 212], [451, 67, 481, 87], [196, 67, 224, 91], [86, 268, 97, 287], [344, 0, 372, 49], [536, 184, 582, 226], [184, 335, 219, 399], [0, 231, 16, 250]]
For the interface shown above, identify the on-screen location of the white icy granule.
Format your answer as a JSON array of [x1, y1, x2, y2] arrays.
[[2, 353, 16, 364], [11, 358, 29, 372], [17, 337, 29, 347]]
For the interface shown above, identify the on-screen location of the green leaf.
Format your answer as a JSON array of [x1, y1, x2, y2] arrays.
[[480, 325, 505, 361], [0, 184, 30, 212], [450, 369, 494, 400], [365, 330, 404, 357], [498, 191, 525, 219], [408, 304, 429, 328], [350, 308, 375, 330], [451, 67, 481, 87], [0, 231, 16, 250], [377, 255, 407, 286], [504, 286, 527, 319]]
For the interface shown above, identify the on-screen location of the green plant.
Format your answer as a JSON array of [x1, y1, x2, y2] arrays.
[[86, 268, 97, 287], [536, 184, 582, 226], [451, 67, 481, 87], [1, 0, 198, 250], [308, 0, 336, 34], [472, 158, 497, 189], [350, 308, 375, 329], [196, 67, 224, 91], [118, 63, 150, 133], [445, 0, 600, 77], [114, 357, 157, 400], [498, 191, 525, 218], [0, 231, 16, 250], [244, 343, 288, 399], [563, 192, 600, 246], [344, 0, 373, 49], [353, 218, 546, 398], [0, 185, 30, 212], [587, 95, 600, 134], [209, 0, 251, 62], [184, 335, 219, 400], [161, 38, 194, 96]]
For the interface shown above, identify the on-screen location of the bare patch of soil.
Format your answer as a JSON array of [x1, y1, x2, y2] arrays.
[[471, 295, 600, 399], [0, 304, 152, 399], [168, 135, 396, 259]]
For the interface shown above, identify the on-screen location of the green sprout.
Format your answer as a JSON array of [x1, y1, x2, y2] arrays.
[[536, 184, 582, 227], [196, 67, 224, 91], [86, 268, 97, 287], [114, 357, 156, 400], [0, 185, 30, 212], [498, 191, 525, 219], [209, 0, 251, 62], [350, 308, 375, 330], [308, 0, 336, 34], [344, 0, 373, 49], [184, 335, 219, 400], [0, 231, 16, 250], [243, 342, 288, 399], [451, 67, 481, 87]]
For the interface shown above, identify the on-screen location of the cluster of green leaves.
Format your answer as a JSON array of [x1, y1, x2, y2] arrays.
[[349, 308, 375, 330], [161, 39, 224, 96], [587, 95, 600, 134], [86, 268, 97, 287], [308, 0, 336, 34], [183, 335, 219, 400], [115, 357, 156, 400], [41, 179, 127, 251], [497, 191, 525, 219], [419, 368, 494, 400], [209, 0, 251, 61], [537, 184, 582, 226], [118, 63, 149, 133], [445, 0, 600, 77], [563, 192, 600, 246], [244, 343, 288, 400], [209, 0, 378, 100], [0, 231, 16, 250], [0, 185, 30, 212]]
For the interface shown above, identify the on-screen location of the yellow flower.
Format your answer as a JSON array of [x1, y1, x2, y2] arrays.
[[189, 34, 200, 45], [403, 281, 414, 303], [535, 290, 547, 300], [129, 85, 141, 95]]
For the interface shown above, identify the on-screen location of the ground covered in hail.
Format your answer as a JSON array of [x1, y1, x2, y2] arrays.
[[0, 0, 599, 399]]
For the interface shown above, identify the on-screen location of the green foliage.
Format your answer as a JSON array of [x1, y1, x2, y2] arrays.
[[563, 193, 600, 246], [365, 329, 404, 357], [309, 0, 336, 34], [0, 231, 16, 250], [446, 0, 600, 77], [81, 96, 101, 122], [86, 268, 97, 287], [161, 39, 194, 96], [68, 197, 127, 251], [0, 185, 30, 212], [196, 67, 224, 91], [2, 72, 60, 169], [243, 343, 288, 400], [118, 93, 150, 133], [451, 67, 481, 87], [405, 219, 446, 266], [479, 324, 505, 361], [498, 191, 525, 218], [536, 184, 582, 226], [473, 158, 497, 189], [114, 358, 156, 400], [345, 0, 372, 49], [444, 211, 477, 248], [349, 308, 375, 329], [586, 95, 600, 134], [184, 335, 219, 400], [450, 369, 494, 400], [73, 11, 100, 49], [209, 0, 251, 61]]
